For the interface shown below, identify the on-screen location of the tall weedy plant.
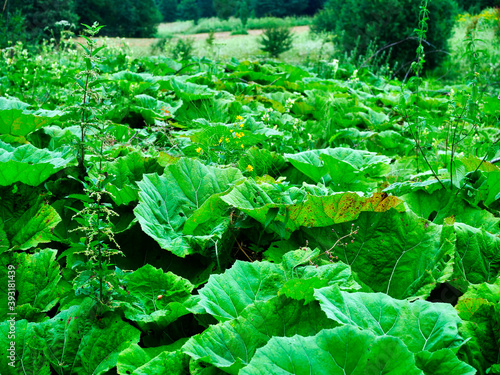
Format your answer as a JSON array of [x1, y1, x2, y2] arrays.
[[73, 22, 106, 176], [69, 22, 123, 306], [445, 17, 499, 190], [398, 1, 497, 192], [398, 0, 445, 187]]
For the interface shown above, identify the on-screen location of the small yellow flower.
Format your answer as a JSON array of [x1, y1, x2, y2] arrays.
[[196, 147, 202, 153], [236, 115, 244, 120], [246, 165, 254, 172], [230, 129, 234, 133], [225, 138, 230, 143], [219, 137, 223, 143], [239, 124, 244, 128], [241, 144, 244, 148]]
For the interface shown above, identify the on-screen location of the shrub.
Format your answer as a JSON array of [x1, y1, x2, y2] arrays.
[[150, 37, 172, 55], [259, 25, 294, 58], [312, 0, 459, 74], [0, 10, 27, 48], [171, 38, 195, 60]]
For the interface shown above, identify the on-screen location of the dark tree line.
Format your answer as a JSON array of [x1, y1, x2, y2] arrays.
[[1, 0, 162, 45], [76, 0, 161, 37], [1, 0, 328, 47], [156, 0, 328, 22]]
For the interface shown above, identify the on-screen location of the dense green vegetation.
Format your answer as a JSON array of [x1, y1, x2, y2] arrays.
[[312, 0, 459, 73], [1, 2, 500, 375]]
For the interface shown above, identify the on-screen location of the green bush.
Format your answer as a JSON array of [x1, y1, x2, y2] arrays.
[[259, 25, 294, 58], [171, 38, 195, 60], [0, 11, 27, 48], [312, 0, 459, 74], [150, 36, 173, 55]]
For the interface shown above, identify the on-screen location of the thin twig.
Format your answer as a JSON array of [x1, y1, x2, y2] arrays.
[[361, 36, 434, 69], [233, 234, 253, 262]]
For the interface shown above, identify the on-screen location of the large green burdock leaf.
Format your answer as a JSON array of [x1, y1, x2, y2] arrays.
[[314, 286, 464, 353], [0, 219, 9, 251], [415, 349, 476, 375], [183, 295, 337, 374], [384, 179, 448, 196], [398, 189, 500, 234], [118, 344, 153, 375], [221, 179, 404, 239], [118, 342, 189, 375], [132, 351, 187, 375], [302, 210, 455, 299], [198, 251, 359, 322], [455, 279, 500, 373], [363, 189, 500, 294], [109, 71, 158, 96], [176, 94, 234, 123], [134, 158, 244, 257], [36, 298, 141, 375], [170, 77, 217, 100], [287, 192, 404, 228], [198, 261, 286, 321], [285, 147, 391, 191], [240, 326, 423, 375], [0, 250, 61, 321], [463, 170, 500, 209], [89, 151, 164, 206], [237, 146, 286, 177], [452, 223, 500, 292], [131, 94, 182, 124], [0, 140, 77, 186], [0, 187, 61, 251], [120, 264, 194, 331], [0, 97, 61, 137], [0, 319, 50, 375]]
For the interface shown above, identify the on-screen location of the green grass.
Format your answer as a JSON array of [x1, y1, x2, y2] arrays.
[[156, 21, 194, 36], [152, 28, 334, 65], [156, 16, 314, 37]]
